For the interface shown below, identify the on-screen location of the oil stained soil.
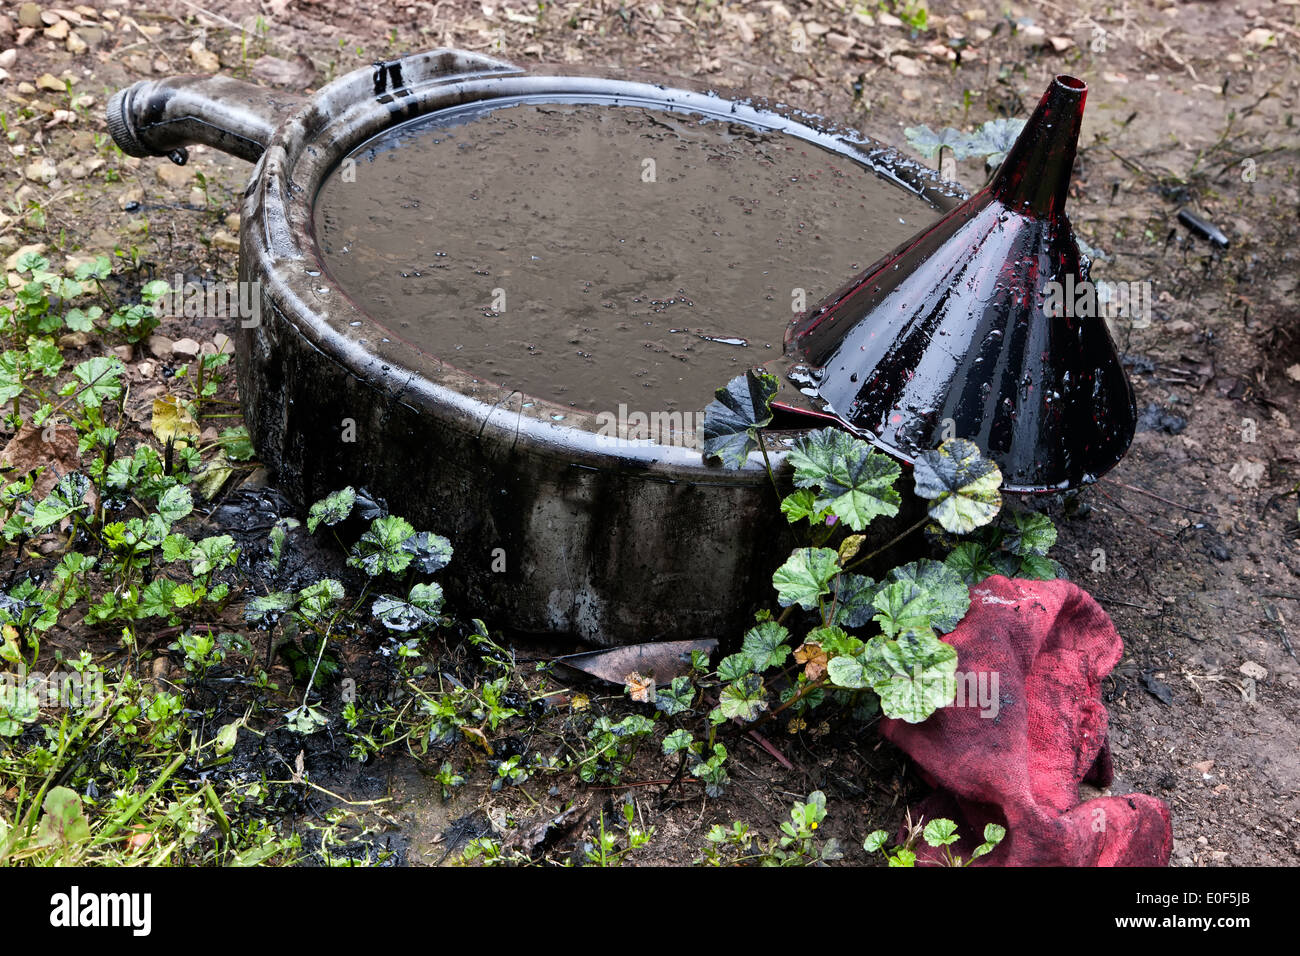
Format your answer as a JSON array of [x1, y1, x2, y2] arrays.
[[314, 101, 937, 415]]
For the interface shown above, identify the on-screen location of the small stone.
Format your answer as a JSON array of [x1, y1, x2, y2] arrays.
[[137, 361, 154, 377], [1285, 364, 1300, 382], [0, 49, 16, 69], [200, 426, 219, 443], [213, 332, 232, 354], [171, 337, 202, 360], [74, 26, 102, 47], [4, 243, 46, 270], [118, 185, 142, 210], [16, 80, 35, 93], [112, 344, 133, 362], [187, 40, 219, 72], [57, 331, 90, 349], [15, 28, 37, 47], [223, 213, 240, 232], [44, 20, 69, 41], [39, 11, 63, 27], [65, 30, 86, 54], [1047, 35, 1074, 52], [155, 162, 194, 187], [35, 72, 65, 92], [188, 186, 205, 207], [891, 55, 922, 76], [17, 4, 43, 30], [1192, 759, 1214, 774], [146, 334, 174, 360], [1239, 661, 1267, 681], [211, 230, 240, 252], [825, 31, 854, 55]]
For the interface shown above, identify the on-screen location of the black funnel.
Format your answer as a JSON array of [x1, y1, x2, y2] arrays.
[[784, 75, 1136, 492]]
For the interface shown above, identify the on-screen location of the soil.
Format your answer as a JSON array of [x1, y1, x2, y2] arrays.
[[2, 0, 1297, 866]]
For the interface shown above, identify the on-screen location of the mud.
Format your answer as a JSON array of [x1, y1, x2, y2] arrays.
[[314, 100, 936, 415]]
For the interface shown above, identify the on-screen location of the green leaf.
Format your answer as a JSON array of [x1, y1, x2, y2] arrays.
[[808, 624, 862, 659], [156, 485, 194, 525], [912, 438, 1003, 534], [716, 652, 754, 683], [71, 356, 124, 409], [139, 577, 179, 619], [30, 473, 91, 530], [964, 117, 1028, 167], [662, 727, 694, 755], [215, 720, 240, 756], [401, 531, 453, 574], [348, 515, 416, 576], [787, 428, 900, 531], [780, 488, 828, 525], [772, 547, 840, 609], [904, 124, 969, 158], [827, 654, 870, 689], [944, 541, 1002, 586], [1018, 554, 1064, 580], [716, 673, 768, 722], [863, 830, 890, 853], [219, 425, 256, 461], [307, 487, 356, 533], [971, 823, 1007, 861], [0, 352, 25, 404], [1005, 511, 1057, 556], [655, 676, 694, 717], [830, 573, 882, 628], [190, 535, 237, 577], [862, 629, 958, 723], [64, 306, 102, 333], [883, 559, 970, 633], [35, 787, 91, 847], [741, 621, 790, 671], [244, 591, 295, 623], [923, 818, 960, 847], [297, 578, 345, 621], [702, 369, 778, 469]]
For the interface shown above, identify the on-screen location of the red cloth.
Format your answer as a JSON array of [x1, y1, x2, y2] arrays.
[[880, 575, 1172, 866]]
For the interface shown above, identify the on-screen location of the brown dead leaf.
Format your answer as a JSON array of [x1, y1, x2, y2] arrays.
[[794, 642, 828, 680], [625, 671, 656, 703], [0, 423, 97, 510]]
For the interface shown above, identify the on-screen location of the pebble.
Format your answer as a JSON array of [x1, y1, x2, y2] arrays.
[[156, 162, 194, 187], [146, 334, 174, 360], [35, 72, 67, 92], [213, 332, 232, 354], [211, 230, 240, 252], [24, 159, 57, 184], [17, 4, 43, 30], [0, 49, 16, 69], [171, 337, 202, 360], [112, 344, 133, 362], [57, 331, 90, 349]]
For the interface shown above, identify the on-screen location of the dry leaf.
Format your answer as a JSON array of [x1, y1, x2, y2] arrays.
[[625, 671, 656, 703], [794, 642, 829, 680], [151, 395, 199, 446], [0, 423, 97, 512]]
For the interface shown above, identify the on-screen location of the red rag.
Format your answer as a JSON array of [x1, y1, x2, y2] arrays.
[[879, 575, 1172, 866]]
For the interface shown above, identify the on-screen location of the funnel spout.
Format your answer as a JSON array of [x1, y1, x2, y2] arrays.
[[106, 76, 305, 165], [990, 74, 1087, 217], [784, 74, 1135, 492]]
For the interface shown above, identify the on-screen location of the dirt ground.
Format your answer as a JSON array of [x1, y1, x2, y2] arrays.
[[2, 0, 1297, 865]]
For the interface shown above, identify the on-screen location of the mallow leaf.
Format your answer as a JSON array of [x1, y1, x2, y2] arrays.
[[912, 438, 1003, 534], [772, 547, 840, 610], [702, 369, 778, 469]]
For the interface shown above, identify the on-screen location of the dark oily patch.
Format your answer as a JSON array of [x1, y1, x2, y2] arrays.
[[314, 101, 935, 420]]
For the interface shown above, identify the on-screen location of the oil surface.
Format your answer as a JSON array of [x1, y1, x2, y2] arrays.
[[314, 101, 937, 416]]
